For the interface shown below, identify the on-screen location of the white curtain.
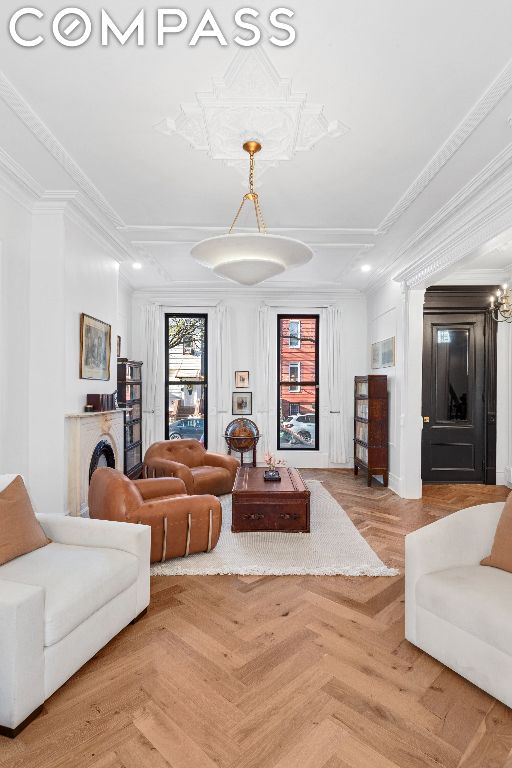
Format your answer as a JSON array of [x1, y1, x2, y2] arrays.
[[326, 305, 348, 464], [141, 303, 160, 452], [214, 302, 232, 452], [256, 303, 273, 456]]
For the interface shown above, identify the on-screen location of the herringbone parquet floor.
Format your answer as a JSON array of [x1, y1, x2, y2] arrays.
[[1, 470, 511, 768]]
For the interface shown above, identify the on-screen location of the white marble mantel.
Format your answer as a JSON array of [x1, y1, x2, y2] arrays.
[[66, 410, 125, 516], [66, 409, 121, 419]]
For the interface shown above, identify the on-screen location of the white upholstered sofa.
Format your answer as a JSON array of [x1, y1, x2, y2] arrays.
[[0, 475, 151, 737], [405, 501, 512, 709]]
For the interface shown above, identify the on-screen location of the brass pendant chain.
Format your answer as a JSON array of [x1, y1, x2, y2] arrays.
[[229, 148, 267, 234]]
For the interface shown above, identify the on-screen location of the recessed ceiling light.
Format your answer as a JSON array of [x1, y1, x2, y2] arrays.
[[132, 262, 142, 270], [361, 264, 371, 272]]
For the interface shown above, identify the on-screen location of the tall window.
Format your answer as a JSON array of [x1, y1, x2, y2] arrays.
[[165, 314, 208, 447], [278, 315, 319, 450]]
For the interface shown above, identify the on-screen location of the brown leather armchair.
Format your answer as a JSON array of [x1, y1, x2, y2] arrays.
[[88, 467, 222, 563], [144, 440, 239, 496]]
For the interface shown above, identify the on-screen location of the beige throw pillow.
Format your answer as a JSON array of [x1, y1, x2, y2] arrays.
[[0, 475, 50, 566], [481, 493, 512, 574]]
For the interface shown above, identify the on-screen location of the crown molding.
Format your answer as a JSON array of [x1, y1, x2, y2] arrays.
[[132, 282, 363, 304], [119, 224, 377, 246], [0, 70, 125, 227], [376, 56, 512, 234], [0, 145, 44, 211], [33, 191, 134, 264], [367, 141, 512, 293], [393, 163, 512, 288], [434, 268, 509, 285], [0, 143, 135, 263], [390, 142, 512, 266]]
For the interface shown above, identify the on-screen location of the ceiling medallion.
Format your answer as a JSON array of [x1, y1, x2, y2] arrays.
[[190, 141, 313, 285], [155, 47, 349, 183]]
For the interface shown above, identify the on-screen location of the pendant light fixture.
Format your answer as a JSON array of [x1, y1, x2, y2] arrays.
[[191, 141, 313, 285]]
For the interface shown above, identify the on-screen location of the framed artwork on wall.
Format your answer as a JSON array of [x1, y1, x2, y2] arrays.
[[371, 337, 395, 369], [232, 392, 252, 415], [117, 335, 121, 358], [235, 370, 249, 388], [80, 313, 112, 381]]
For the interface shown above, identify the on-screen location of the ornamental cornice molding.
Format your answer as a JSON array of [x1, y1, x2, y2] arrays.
[[0, 145, 43, 209], [388, 142, 512, 266], [155, 47, 348, 183], [367, 142, 512, 293], [132, 283, 362, 304], [33, 191, 134, 263], [394, 166, 512, 288], [0, 70, 125, 227], [119, 224, 377, 248], [0, 145, 135, 263], [376, 56, 512, 234]]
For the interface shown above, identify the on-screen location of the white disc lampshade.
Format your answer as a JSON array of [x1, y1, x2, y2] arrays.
[[191, 232, 313, 286]]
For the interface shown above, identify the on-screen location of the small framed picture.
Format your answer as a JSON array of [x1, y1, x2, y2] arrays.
[[371, 337, 395, 369], [232, 392, 252, 415], [117, 335, 122, 358], [80, 313, 111, 381], [235, 370, 249, 388]]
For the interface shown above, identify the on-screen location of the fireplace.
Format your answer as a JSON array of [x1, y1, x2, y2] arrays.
[[66, 410, 125, 516], [89, 440, 116, 481]]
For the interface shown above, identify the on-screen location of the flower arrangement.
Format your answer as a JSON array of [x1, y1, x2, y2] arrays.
[[263, 452, 286, 472]]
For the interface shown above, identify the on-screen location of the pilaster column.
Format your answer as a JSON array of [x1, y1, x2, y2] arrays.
[[398, 284, 425, 499]]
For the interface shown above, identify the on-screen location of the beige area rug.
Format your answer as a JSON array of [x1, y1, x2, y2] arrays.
[[151, 480, 399, 577], [151, 480, 399, 576]]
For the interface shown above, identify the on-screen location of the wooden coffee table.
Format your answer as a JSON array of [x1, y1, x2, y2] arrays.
[[231, 466, 310, 533]]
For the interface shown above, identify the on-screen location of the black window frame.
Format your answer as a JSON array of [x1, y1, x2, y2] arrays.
[[277, 313, 320, 451], [165, 312, 208, 448]]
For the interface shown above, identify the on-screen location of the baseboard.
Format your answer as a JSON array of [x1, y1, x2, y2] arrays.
[[388, 472, 401, 496], [502, 467, 512, 488]]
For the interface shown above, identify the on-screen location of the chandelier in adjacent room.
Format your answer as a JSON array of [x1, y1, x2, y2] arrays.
[[190, 141, 313, 285], [489, 283, 512, 323]]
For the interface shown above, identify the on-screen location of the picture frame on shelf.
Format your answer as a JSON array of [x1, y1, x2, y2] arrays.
[[80, 313, 111, 381], [235, 370, 249, 388], [232, 391, 252, 415]]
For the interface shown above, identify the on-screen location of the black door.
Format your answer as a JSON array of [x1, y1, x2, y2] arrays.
[[422, 313, 485, 482]]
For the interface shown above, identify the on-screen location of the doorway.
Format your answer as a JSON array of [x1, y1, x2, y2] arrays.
[[422, 287, 497, 484]]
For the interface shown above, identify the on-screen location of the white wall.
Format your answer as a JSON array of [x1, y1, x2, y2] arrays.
[[496, 322, 510, 485], [117, 276, 132, 359], [366, 279, 424, 498], [0, 185, 33, 480], [64, 217, 121, 415], [367, 280, 402, 492], [133, 292, 367, 468], [0, 183, 132, 513]]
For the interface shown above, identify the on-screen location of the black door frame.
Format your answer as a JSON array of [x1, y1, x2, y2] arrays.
[[423, 287, 497, 484]]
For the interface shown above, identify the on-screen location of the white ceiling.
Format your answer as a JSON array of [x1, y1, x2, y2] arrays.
[[2, 0, 512, 290]]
